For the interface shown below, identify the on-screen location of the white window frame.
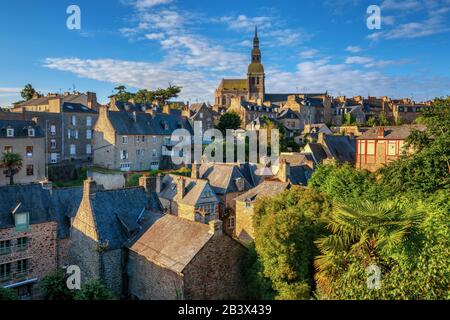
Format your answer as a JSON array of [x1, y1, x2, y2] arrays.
[[50, 125, 56, 135], [388, 141, 397, 156], [86, 144, 92, 155], [71, 115, 77, 126], [122, 136, 129, 144], [86, 116, 92, 127], [28, 128, 35, 137], [70, 144, 76, 156], [6, 129, 14, 137], [86, 130, 92, 140]]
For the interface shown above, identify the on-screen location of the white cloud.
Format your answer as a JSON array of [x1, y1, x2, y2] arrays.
[[134, 0, 172, 9], [299, 49, 320, 59], [345, 56, 402, 68], [369, 0, 450, 40], [345, 46, 362, 53], [220, 15, 273, 32]]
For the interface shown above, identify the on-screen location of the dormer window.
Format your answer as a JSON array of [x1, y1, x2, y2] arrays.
[[15, 212, 30, 232], [28, 128, 35, 137], [6, 128, 14, 137]]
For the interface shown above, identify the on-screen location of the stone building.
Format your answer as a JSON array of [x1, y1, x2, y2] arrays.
[[158, 174, 221, 224], [93, 106, 192, 171], [235, 179, 291, 245], [182, 103, 219, 132], [303, 133, 356, 165], [356, 125, 425, 172], [68, 177, 163, 296], [4, 93, 99, 164], [0, 183, 82, 299], [127, 216, 247, 300], [228, 97, 279, 128], [0, 120, 46, 186], [390, 100, 431, 124]]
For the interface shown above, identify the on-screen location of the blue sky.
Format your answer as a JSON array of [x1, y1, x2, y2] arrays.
[[1, 0, 450, 106]]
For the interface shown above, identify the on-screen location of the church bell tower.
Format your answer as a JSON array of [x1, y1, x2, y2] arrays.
[[247, 26, 265, 102]]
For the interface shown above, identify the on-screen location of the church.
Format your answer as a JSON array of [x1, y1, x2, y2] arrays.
[[215, 27, 330, 109], [214, 27, 332, 126]]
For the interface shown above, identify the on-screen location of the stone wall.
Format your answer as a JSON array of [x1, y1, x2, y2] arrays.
[[183, 233, 247, 300], [0, 221, 58, 299], [127, 251, 184, 300], [101, 249, 124, 296], [235, 200, 255, 245]]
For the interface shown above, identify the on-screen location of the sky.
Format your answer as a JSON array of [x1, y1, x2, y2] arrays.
[[1, 0, 450, 107]]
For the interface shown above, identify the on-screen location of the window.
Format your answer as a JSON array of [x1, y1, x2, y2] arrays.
[[17, 237, 28, 251], [70, 144, 76, 155], [245, 200, 252, 209], [200, 113, 204, 119], [15, 212, 29, 232], [4, 146, 13, 153], [120, 163, 131, 171], [86, 130, 92, 140], [122, 136, 129, 144], [50, 139, 56, 149], [136, 149, 145, 156], [388, 141, 397, 156], [152, 149, 157, 157], [367, 140, 376, 155], [120, 150, 129, 160], [228, 216, 235, 229], [0, 263, 11, 281], [75, 130, 79, 139], [86, 144, 92, 155], [50, 153, 58, 164], [26, 146, 33, 158], [71, 115, 77, 126], [358, 141, 365, 155], [50, 125, 56, 135], [86, 116, 92, 127], [68, 129, 78, 139], [26, 165, 34, 176], [28, 128, 35, 137], [16, 259, 28, 277], [141, 136, 145, 142], [0, 240, 11, 255], [152, 136, 157, 144], [6, 128, 14, 137]]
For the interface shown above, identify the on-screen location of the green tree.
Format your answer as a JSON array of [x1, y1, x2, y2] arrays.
[[0, 152, 23, 185], [314, 199, 418, 299], [380, 97, 450, 195], [0, 287, 16, 300], [20, 84, 36, 101], [216, 112, 242, 133], [251, 188, 330, 300], [74, 279, 115, 300], [39, 269, 74, 300]]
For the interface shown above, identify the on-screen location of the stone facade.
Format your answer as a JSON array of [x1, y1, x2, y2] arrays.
[[0, 221, 58, 299], [0, 120, 46, 186]]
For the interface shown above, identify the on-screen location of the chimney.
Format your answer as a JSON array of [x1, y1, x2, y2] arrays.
[[208, 219, 223, 236], [83, 177, 97, 199], [278, 159, 290, 183], [377, 127, 385, 138], [132, 111, 137, 123], [318, 132, 326, 144], [87, 92, 98, 110], [191, 163, 200, 179], [177, 177, 186, 201], [155, 174, 161, 193], [109, 96, 116, 109], [145, 107, 156, 117], [235, 177, 245, 192], [163, 104, 170, 114], [99, 105, 109, 120], [182, 106, 190, 118], [139, 174, 154, 193]]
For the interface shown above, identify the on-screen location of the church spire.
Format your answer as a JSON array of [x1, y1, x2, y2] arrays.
[[253, 25, 259, 48]]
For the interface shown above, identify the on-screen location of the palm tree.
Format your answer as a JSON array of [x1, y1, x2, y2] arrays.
[[0, 152, 23, 185], [314, 200, 417, 296]]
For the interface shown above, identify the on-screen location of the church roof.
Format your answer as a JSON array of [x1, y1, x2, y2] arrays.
[[248, 62, 264, 74], [218, 79, 247, 91]]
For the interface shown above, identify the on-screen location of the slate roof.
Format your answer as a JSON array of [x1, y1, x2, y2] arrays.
[[113, 101, 154, 113], [306, 143, 328, 163], [51, 187, 83, 239], [62, 102, 97, 114], [323, 135, 356, 163], [127, 213, 213, 273], [357, 125, 426, 140], [0, 184, 53, 229], [199, 163, 254, 195], [159, 175, 218, 206], [0, 120, 44, 138], [279, 153, 314, 167], [277, 108, 301, 120], [288, 165, 313, 186], [235, 180, 290, 203], [89, 187, 163, 250], [16, 93, 90, 108], [108, 111, 154, 135], [151, 112, 193, 135]]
